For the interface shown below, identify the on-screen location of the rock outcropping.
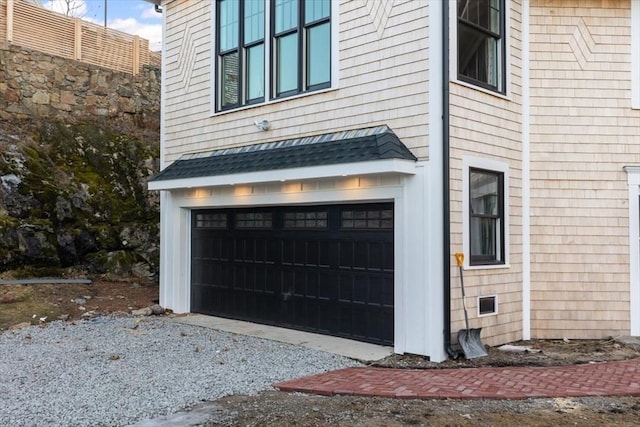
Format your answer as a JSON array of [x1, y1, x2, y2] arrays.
[[0, 120, 159, 278]]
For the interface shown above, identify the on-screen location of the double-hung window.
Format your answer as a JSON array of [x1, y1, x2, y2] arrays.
[[469, 168, 504, 265], [457, 0, 505, 93], [215, 0, 331, 111]]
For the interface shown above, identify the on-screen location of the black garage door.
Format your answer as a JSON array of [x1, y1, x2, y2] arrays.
[[191, 203, 394, 346]]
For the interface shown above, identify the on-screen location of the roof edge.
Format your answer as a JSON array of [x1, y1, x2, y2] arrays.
[[149, 159, 417, 191]]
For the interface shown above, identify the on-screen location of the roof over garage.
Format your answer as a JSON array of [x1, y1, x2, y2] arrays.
[[148, 125, 418, 190]]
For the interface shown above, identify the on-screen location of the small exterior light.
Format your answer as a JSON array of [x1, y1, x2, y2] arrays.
[[254, 119, 270, 131]]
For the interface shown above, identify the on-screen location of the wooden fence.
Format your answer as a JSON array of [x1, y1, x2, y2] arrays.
[[0, 0, 160, 75]]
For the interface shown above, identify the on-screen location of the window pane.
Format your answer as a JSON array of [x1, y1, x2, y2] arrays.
[[458, 24, 499, 87], [244, 0, 265, 44], [221, 52, 239, 107], [458, 0, 499, 33], [277, 33, 298, 94], [341, 209, 393, 229], [219, 0, 239, 51], [236, 212, 273, 228], [275, 0, 298, 33], [307, 22, 330, 87], [283, 210, 328, 228], [471, 171, 499, 215], [305, 0, 330, 24], [195, 213, 228, 229], [246, 44, 264, 101], [470, 217, 497, 258], [490, 0, 500, 33]]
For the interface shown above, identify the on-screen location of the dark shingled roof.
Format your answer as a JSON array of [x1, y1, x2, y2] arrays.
[[150, 125, 417, 182]]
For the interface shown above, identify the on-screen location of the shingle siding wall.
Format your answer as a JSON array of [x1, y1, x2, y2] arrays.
[[529, 0, 638, 338], [449, 1, 524, 347], [162, 0, 431, 163]]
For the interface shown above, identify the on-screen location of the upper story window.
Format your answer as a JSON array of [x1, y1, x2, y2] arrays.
[[217, 0, 266, 109], [215, 0, 331, 112], [457, 0, 505, 93]]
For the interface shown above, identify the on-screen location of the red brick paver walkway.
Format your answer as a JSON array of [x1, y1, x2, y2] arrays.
[[275, 358, 640, 400]]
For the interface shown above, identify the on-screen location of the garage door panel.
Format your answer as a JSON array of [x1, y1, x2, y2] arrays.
[[191, 204, 394, 346], [338, 241, 353, 268], [281, 240, 294, 265], [383, 241, 393, 271], [318, 273, 339, 300], [353, 241, 368, 269], [353, 274, 370, 304]]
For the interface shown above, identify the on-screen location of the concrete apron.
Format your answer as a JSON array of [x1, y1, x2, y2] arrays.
[[171, 313, 393, 363]]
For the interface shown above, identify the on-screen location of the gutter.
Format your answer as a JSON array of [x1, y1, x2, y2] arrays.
[[442, 1, 458, 359]]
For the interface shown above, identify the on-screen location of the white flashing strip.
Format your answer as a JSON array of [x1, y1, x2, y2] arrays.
[[624, 166, 640, 336], [521, 0, 531, 340], [148, 159, 417, 191]]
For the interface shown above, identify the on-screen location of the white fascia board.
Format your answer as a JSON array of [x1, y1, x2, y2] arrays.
[[148, 159, 417, 191]]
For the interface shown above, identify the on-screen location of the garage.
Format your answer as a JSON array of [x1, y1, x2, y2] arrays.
[[191, 203, 394, 345]]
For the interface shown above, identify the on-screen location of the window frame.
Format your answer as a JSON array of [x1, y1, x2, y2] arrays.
[[469, 167, 504, 265], [213, 0, 335, 114], [477, 295, 498, 316], [452, 0, 508, 95], [462, 156, 509, 269], [215, 0, 266, 111]]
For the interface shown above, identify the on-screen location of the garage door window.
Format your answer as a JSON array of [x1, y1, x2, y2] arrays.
[[195, 213, 228, 229], [283, 211, 328, 228], [235, 212, 273, 228], [341, 209, 393, 229]]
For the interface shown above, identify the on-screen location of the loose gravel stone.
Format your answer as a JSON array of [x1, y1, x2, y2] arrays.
[[0, 316, 360, 427]]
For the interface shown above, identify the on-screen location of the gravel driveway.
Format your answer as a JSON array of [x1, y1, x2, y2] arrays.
[[0, 316, 360, 426]]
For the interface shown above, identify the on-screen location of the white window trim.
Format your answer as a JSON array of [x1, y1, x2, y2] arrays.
[[462, 156, 510, 270], [632, 0, 640, 109], [477, 294, 498, 317], [624, 166, 640, 336], [209, 0, 340, 115], [449, 0, 510, 98]]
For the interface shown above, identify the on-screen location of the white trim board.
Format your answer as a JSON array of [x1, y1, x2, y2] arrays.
[[624, 166, 640, 336]]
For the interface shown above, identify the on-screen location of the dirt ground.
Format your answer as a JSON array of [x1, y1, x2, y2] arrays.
[[2, 277, 640, 426], [0, 276, 159, 330]]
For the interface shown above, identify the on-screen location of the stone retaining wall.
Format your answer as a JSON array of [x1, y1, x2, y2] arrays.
[[0, 44, 160, 132]]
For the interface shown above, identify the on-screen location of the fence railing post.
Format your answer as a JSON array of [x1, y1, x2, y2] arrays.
[[132, 35, 140, 76], [74, 18, 82, 60], [7, 0, 14, 43]]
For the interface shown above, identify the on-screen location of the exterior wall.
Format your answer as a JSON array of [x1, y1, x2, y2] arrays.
[[448, 1, 525, 347], [162, 0, 430, 163], [158, 0, 640, 355], [159, 0, 448, 360], [529, 0, 640, 338]]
